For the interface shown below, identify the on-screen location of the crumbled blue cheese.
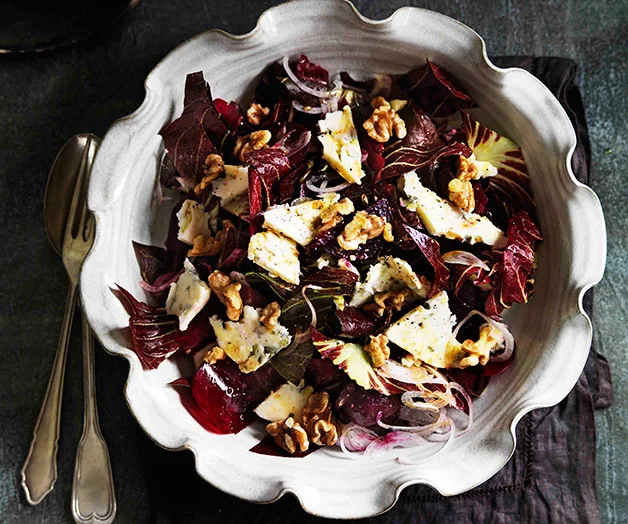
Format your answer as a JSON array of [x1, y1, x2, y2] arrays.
[[384, 291, 459, 368], [210, 305, 291, 373], [211, 164, 249, 215], [399, 171, 506, 247], [176, 200, 212, 245], [165, 259, 210, 331], [248, 230, 300, 285], [263, 194, 339, 246], [349, 256, 429, 307], [254, 381, 314, 422], [318, 106, 365, 185]]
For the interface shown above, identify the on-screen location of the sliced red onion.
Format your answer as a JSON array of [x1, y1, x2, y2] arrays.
[[282, 56, 330, 99], [339, 423, 379, 454], [377, 408, 447, 436], [377, 359, 431, 385], [301, 284, 324, 329], [442, 250, 490, 271], [450, 309, 514, 362], [448, 382, 474, 437], [305, 178, 349, 193], [395, 419, 456, 465], [291, 100, 323, 114]]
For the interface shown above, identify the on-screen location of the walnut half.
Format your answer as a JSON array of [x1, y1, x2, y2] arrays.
[[259, 301, 281, 330], [301, 392, 338, 447], [207, 270, 243, 321], [337, 211, 393, 250], [364, 334, 390, 368], [266, 417, 309, 454], [363, 96, 407, 143], [233, 130, 271, 162], [194, 154, 224, 195]]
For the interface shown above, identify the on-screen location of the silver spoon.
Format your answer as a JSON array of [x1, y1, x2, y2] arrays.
[[22, 134, 116, 523]]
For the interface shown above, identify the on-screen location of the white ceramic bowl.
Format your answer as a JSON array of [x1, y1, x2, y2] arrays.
[[81, 0, 606, 518]]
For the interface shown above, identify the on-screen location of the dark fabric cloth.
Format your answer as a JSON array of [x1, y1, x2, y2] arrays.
[[117, 58, 612, 524]]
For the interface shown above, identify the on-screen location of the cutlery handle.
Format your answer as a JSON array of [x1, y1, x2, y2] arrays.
[[21, 282, 78, 505], [71, 311, 116, 524]]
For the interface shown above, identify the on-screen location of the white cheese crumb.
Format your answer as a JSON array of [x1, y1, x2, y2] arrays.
[[165, 259, 210, 331]]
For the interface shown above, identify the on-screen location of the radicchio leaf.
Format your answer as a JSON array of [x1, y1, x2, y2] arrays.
[[245, 148, 292, 218], [485, 211, 542, 316], [249, 435, 318, 457], [401, 104, 443, 149], [245, 271, 296, 302], [159, 72, 229, 188], [213, 98, 243, 131], [402, 225, 450, 296], [294, 54, 329, 87], [270, 334, 316, 385], [279, 268, 359, 332], [378, 141, 471, 184], [462, 111, 535, 217], [396, 60, 475, 118], [115, 286, 213, 370], [132, 241, 166, 284], [336, 307, 378, 338]]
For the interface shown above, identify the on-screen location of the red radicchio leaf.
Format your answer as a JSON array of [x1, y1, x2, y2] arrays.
[[485, 211, 542, 316], [339, 71, 376, 93], [336, 307, 379, 338], [402, 225, 450, 296], [229, 272, 269, 308], [272, 122, 312, 167], [245, 147, 292, 219], [217, 221, 249, 272], [361, 137, 385, 174], [305, 357, 348, 392], [377, 183, 422, 250], [461, 111, 535, 218], [159, 72, 229, 188], [138, 269, 183, 296], [115, 286, 213, 370], [378, 141, 471, 184], [164, 202, 189, 272], [472, 181, 489, 215], [132, 241, 166, 284], [396, 60, 475, 118], [294, 54, 329, 87], [213, 98, 243, 131], [401, 104, 443, 149]]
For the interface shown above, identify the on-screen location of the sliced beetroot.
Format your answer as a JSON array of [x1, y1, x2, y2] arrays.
[[335, 383, 401, 428]]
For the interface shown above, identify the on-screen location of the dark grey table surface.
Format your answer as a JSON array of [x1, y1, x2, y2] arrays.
[[1, 1, 626, 522]]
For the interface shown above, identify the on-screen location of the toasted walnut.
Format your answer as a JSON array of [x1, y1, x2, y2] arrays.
[[383, 222, 394, 242], [364, 334, 390, 368], [456, 324, 505, 368], [246, 103, 270, 125], [318, 197, 355, 233], [203, 345, 226, 365], [448, 155, 482, 212], [207, 270, 243, 321], [233, 130, 271, 162], [301, 392, 338, 447], [188, 234, 222, 257], [375, 288, 413, 312], [363, 96, 407, 143], [337, 211, 387, 250], [194, 154, 224, 195], [259, 301, 281, 330], [266, 417, 309, 454]]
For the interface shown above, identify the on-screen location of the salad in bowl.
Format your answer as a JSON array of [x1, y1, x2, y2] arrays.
[[116, 54, 542, 458]]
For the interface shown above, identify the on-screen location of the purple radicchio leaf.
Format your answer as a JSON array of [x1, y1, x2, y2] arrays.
[[336, 307, 379, 338], [461, 111, 535, 218], [159, 72, 230, 188], [485, 211, 542, 316], [294, 54, 329, 88], [132, 241, 166, 284], [114, 286, 213, 370], [395, 60, 475, 118], [402, 225, 450, 296], [335, 383, 402, 427]]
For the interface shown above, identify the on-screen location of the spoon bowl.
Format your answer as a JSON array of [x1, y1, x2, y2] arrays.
[[44, 134, 100, 254]]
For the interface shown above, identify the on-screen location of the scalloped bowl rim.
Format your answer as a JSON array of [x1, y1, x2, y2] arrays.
[[81, 0, 606, 518]]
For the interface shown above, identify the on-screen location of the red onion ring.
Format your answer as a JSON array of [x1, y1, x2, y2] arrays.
[[451, 309, 514, 362], [442, 250, 490, 271], [282, 56, 330, 99]]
